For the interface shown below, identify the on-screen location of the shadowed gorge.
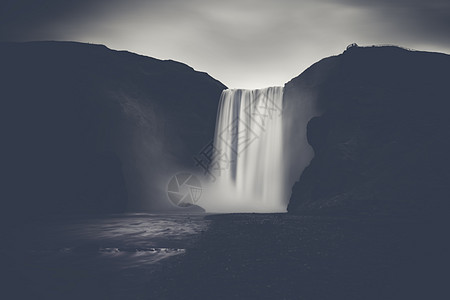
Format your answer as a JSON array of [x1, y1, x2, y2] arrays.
[[3, 42, 449, 218]]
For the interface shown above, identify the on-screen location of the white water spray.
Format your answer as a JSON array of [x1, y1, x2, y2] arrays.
[[200, 87, 286, 212]]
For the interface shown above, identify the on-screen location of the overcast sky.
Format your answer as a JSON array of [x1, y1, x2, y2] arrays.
[[1, 0, 449, 88]]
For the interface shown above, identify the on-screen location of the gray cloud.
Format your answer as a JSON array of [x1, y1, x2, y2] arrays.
[[2, 0, 449, 88], [339, 0, 450, 44], [0, 0, 89, 40]]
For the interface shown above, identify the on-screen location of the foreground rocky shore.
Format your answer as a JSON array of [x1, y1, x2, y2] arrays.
[[1, 213, 447, 299], [150, 213, 448, 300]]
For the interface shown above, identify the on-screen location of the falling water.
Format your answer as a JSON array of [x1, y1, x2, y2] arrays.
[[201, 87, 286, 212]]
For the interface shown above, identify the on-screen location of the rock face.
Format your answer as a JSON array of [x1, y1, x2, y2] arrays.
[[287, 46, 450, 217], [1, 41, 226, 219]]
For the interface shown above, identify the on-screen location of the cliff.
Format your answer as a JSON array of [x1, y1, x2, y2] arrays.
[[1, 41, 226, 219], [287, 45, 450, 217]]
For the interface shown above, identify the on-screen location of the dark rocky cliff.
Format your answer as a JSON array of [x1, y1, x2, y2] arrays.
[[1, 41, 226, 219], [287, 46, 450, 217]]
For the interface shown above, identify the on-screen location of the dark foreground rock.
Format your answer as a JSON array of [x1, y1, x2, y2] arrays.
[[1, 214, 447, 299], [149, 214, 448, 300], [287, 46, 450, 217]]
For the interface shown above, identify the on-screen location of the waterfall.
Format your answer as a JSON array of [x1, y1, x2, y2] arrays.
[[200, 87, 287, 212]]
